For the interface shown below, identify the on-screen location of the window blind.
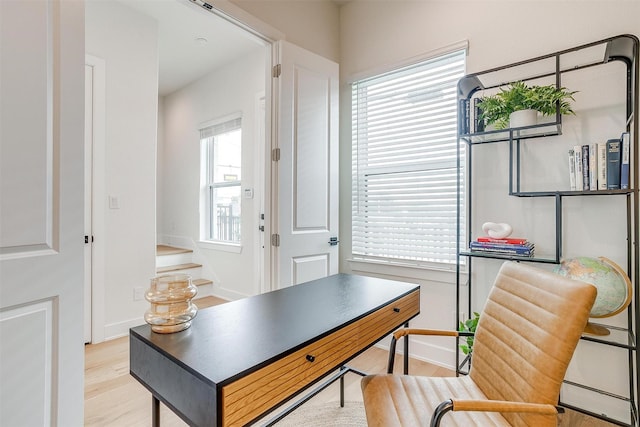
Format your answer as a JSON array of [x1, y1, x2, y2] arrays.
[[352, 50, 465, 266]]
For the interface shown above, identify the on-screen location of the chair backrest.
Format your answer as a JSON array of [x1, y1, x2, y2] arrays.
[[469, 261, 596, 426]]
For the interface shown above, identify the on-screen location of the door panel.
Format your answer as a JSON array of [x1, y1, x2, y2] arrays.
[[292, 254, 329, 285], [275, 41, 339, 288], [293, 67, 330, 230], [0, 1, 85, 425]]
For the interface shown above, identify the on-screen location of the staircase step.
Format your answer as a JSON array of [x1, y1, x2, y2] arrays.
[[157, 245, 192, 256], [193, 278, 213, 287], [157, 262, 202, 274]]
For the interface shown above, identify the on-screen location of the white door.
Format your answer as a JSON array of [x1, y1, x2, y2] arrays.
[[0, 1, 85, 425], [273, 41, 339, 288]]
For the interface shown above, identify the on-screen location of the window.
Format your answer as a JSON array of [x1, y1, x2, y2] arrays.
[[351, 49, 465, 267], [200, 116, 242, 244]]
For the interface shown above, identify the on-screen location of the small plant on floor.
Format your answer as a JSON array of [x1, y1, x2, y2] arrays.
[[458, 311, 480, 355]]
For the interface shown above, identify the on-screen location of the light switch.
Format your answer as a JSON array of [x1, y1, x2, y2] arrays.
[[109, 195, 120, 209], [243, 188, 254, 199]]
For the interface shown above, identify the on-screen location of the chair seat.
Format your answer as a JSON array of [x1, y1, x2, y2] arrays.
[[362, 374, 511, 427]]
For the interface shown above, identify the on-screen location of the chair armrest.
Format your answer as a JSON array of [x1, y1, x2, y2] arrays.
[[387, 329, 463, 373], [430, 399, 558, 427]]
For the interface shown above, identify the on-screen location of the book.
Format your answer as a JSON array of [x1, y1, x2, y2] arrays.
[[606, 138, 621, 190], [476, 237, 529, 244], [597, 142, 607, 190], [589, 143, 598, 191], [469, 241, 534, 256], [573, 145, 583, 191], [568, 149, 576, 191], [473, 98, 485, 132], [470, 241, 534, 250], [620, 131, 630, 189], [581, 145, 590, 190], [469, 244, 534, 256], [459, 99, 469, 134]]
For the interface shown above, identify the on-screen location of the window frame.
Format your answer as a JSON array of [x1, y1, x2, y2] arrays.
[[199, 114, 243, 248]]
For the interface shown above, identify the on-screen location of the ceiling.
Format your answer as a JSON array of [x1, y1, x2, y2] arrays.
[[118, 0, 265, 96]]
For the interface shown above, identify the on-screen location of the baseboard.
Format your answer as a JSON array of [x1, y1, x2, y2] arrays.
[[210, 285, 249, 302], [374, 335, 457, 371], [103, 317, 145, 341]]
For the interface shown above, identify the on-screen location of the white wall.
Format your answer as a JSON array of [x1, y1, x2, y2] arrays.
[[160, 48, 266, 299], [339, 1, 640, 423], [86, 1, 158, 339], [230, 0, 340, 63]]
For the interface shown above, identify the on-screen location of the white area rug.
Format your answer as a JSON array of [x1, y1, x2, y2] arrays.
[[272, 401, 367, 427]]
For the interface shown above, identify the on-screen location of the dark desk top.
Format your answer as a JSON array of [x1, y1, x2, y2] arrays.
[[130, 273, 419, 387]]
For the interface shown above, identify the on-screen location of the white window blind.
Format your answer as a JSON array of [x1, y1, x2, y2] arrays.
[[352, 50, 465, 266]]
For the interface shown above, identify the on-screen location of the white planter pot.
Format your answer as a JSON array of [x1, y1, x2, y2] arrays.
[[509, 109, 537, 128]]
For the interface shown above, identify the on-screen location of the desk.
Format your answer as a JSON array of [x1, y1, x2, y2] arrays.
[[130, 274, 420, 426]]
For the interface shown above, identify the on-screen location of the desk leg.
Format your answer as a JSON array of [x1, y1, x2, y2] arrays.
[[340, 374, 345, 407], [152, 396, 160, 427], [404, 321, 409, 375]]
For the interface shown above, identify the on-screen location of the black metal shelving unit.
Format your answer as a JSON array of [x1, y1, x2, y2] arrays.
[[456, 35, 639, 426]]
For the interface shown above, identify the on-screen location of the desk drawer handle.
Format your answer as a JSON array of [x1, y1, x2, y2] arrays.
[[393, 307, 401, 313], [306, 354, 316, 363]]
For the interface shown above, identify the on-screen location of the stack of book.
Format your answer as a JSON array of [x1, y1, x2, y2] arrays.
[[469, 237, 534, 257]]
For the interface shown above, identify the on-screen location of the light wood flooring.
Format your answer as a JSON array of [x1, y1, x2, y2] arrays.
[[85, 296, 614, 426]]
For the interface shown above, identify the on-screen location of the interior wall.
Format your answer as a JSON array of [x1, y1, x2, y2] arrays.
[[339, 1, 640, 422], [229, 0, 340, 63], [160, 48, 266, 300], [85, 1, 158, 339]]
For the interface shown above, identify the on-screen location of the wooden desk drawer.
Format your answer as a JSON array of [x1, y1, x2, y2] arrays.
[[221, 289, 419, 426]]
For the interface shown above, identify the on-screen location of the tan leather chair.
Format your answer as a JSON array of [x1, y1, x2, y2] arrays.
[[361, 261, 597, 427]]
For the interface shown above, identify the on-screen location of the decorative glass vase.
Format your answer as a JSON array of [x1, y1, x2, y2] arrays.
[[144, 274, 198, 333]]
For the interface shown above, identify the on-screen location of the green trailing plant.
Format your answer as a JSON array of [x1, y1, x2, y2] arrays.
[[458, 311, 480, 355], [478, 81, 577, 129]]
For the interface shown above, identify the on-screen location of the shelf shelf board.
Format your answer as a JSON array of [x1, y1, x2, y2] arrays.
[[459, 250, 558, 264], [511, 189, 632, 197], [580, 323, 637, 350], [461, 121, 561, 144]]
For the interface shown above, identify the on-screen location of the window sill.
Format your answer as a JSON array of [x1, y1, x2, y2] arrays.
[[198, 240, 242, 254], [347, 257, 466, 285]]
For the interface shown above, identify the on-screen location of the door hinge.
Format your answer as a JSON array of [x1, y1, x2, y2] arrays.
[[271, 233, 280, 247], [272, 64, 281, 78], [272, 148, 281, 161]]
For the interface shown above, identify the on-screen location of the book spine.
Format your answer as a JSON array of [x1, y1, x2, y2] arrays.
[[473, 98, 484, 133], [469, 246, 534, 256], [573, 145, 583, 191], [581, 144, 590, 190], [597, 142, 607, 190], [606, 138, 621, 190], [459, 99, 469, 134], [470, 242, 534, 251], [568, 149, 576, 191], [589, 143, 598, 191], [476, 237, 528, 244], [621, 132, 630, 189]]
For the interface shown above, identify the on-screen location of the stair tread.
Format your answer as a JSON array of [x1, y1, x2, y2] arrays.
[[193, 278, 213, 286], [157, 245, 193, 256], [157, 262, 202, 273]]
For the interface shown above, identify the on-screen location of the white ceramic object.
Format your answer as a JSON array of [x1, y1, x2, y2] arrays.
[[509, 109, 537, 128], [482, 222, 513, 239]]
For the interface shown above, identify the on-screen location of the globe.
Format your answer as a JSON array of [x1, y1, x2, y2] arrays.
[[554, 256, 632, 336]]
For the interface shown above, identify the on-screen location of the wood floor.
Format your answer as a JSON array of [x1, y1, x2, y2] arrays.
[[85, 296, 614, 426]]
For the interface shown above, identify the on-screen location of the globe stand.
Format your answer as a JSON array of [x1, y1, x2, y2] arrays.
[[584, 322, 610, 336]]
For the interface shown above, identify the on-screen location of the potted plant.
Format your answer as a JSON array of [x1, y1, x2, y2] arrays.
[[458, 311, 480, 356], [477, 81, 577, 129]]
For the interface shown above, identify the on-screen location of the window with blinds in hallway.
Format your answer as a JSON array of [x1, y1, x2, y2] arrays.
[[351, 49, 466, 267]]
